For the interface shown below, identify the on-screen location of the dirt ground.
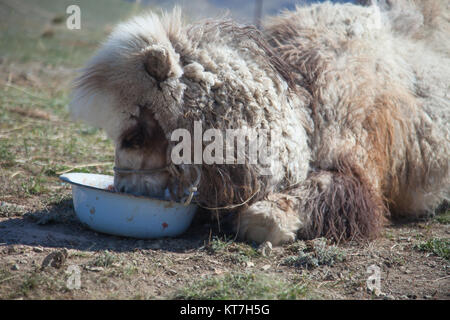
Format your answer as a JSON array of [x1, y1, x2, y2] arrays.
[[0, 0, 449, 301], [0, 194, 449, 300]]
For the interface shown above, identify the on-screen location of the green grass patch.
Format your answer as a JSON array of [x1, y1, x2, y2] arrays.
[[0, 0, 142, 67], [0, 268, 13, 284], [174, 272, 309, 300], [283, 238, 346, 269], [89, 251, 119, 268], [414, 238, 450, 260], [435, 210, 450, 225], [206, 236, 260, 264], [7, 272, 51, 299], [206, 235, 233, 254], [123, 265, 139, 277], [20, 273, 42, 293], [21, 175, 50, 195], [0, 140, 16, 167]]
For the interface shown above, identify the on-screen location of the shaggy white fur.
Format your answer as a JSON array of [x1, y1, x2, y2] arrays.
[[70, 1, 449, 245]]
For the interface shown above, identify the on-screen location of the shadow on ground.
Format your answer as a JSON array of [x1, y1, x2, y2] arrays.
[[0, 200, 226, 253]]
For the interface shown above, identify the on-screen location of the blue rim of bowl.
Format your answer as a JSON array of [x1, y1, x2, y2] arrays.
[[59, 173, 196, 206]]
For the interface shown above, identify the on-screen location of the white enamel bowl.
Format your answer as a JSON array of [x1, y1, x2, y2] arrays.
[[59, 173, 197, 239]]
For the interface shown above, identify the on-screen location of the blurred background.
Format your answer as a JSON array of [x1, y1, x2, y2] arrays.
[[0, 0, 359, 66], [133, 0, 357, 23]]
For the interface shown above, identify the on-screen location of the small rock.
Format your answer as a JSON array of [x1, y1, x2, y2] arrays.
[[166, 269, 178, 276], [399, 295, 409, 300], [245, 261, 255, 268], [258, 241, 273, 257], [7, 246, 17, 254], [33, 247, 44, 253], [367, 287, 383, 297], [373, 289, 383, 297], [324, 273, 335, 281], [423, 295, 433, 300], [41, 249, 68, 270], [85, 266, 104, 272], [261, 264, 271, 271], [384, 295, 395, 300], [213, 268, 223, 275], [11, 264, 20, 271]]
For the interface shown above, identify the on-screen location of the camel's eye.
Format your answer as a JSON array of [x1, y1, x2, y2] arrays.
[[119, 117, 167, 151], [120, 125, 151, 149]]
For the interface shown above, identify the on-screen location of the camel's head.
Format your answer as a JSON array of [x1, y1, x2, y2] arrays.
[[113, 106, 169, 197], [69, 12, 186, 197], [69, 9, 296, 202]]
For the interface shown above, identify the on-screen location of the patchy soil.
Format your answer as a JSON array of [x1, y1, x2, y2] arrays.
[[0, 194, 449, 300]]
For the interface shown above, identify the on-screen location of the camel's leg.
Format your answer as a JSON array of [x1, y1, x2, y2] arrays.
[[235, 194, 302, 245], [236, 167, 386, 245]]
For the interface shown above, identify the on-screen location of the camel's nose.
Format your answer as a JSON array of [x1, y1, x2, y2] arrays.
[[114, 177, 141, 195], [114, 173, 167, 198], [114, 174, 134, 194]]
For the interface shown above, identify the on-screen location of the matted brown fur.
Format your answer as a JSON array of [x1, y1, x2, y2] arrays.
[[161, 20, 301, 208], [197, 163, 269, 210], [182, 20, 298, 91], [299, 156, 387, 241]]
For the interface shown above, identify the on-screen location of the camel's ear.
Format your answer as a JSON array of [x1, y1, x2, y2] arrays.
[[144, 45, 174, 82]]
